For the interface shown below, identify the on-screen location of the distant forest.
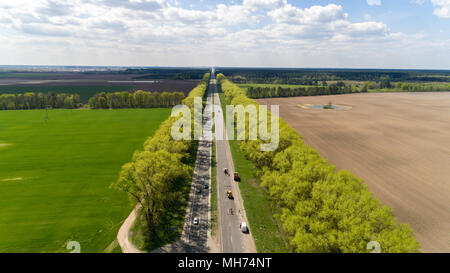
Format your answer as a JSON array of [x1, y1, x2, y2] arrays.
[[127, 68, 210, 80], [216, 68, 450, 85]]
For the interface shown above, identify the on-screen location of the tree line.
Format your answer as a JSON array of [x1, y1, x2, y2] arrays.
[[218, 68, 450, 84], [246, 82, 362, 99], [110, 73, 210, 242], [0, 92, 80, 110], [217, 73, 420, 253], [0, 90, 187, 111], [88, 90, 185, 109], [246, 81, 450, 99], [369, 81, 450, 92]]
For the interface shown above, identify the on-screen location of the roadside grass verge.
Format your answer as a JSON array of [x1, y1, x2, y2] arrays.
[[218, 93, 289, 253]]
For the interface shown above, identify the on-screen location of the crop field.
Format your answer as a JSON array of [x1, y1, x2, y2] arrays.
[[0, 108, 170, 253], [257, 92, 450, 253], [0, 81, 199, 103], [0, 70, 201, 103]]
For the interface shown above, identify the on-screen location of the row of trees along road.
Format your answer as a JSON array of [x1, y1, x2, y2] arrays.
[[217, 73, 420, 253], [0, 92, 80, 110], [88, 90, 185, 109], [110, 73, 210, 241]]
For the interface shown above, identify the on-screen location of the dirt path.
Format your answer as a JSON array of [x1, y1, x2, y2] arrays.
[[117, 204, 142, 253], [257, 92, 450, 253]]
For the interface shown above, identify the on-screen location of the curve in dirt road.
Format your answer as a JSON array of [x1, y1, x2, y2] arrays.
[[117, 204, 142, 253]]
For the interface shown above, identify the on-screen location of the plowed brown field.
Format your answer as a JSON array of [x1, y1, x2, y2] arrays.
[[257, 92, 450, 253]]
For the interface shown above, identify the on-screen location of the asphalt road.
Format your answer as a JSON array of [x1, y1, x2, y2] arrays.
[[155, 70, 255, 253], [211, 70, 256, 253], [184, 83, 213, 251]]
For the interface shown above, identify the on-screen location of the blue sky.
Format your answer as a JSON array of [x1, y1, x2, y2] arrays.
[[0, 0, 448, 68]]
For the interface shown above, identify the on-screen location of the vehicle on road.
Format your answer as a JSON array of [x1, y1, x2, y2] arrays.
[[240, 222, 248, 233], [193, 218, 199, 225], [227, 190, 233, 199], [204, 184, 209, 189], [224, 168, 229, 176], [197, 188, 202, 194], [234, 172, 240, 181]]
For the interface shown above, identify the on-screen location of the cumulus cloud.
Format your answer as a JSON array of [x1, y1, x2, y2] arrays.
[[36, 0, 74, 16], [0, 0, 447, 68], [94, 0, 167, 10], [265, 3, 388, 42], [432, 0, 450, 18], [269, 4, 348, 24]]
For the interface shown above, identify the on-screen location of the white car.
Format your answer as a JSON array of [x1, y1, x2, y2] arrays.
[[240, 222, 248, 233], [193, 217, 199, 225]]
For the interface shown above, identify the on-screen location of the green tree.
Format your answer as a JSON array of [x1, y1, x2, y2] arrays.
[[112, 141, 191, 239], [64, 96, 74, 109]]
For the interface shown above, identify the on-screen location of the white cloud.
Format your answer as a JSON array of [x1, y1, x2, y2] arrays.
[[432, 0, 450, 18], [265, 4, 388, 42], [367, 0, 381, 6], [0, 0, 447, 68], [94, 0, 167, 11], [243, 0, 287, 10], [217, 4, 252, 25], [269, 4, 348, 24], [346, 21, 388, 36]]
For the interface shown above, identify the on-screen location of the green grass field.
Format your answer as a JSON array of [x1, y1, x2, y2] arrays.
[[0, 108, 170, 253], [218, 93, 289, 253], [0, 85, 134, 102]]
